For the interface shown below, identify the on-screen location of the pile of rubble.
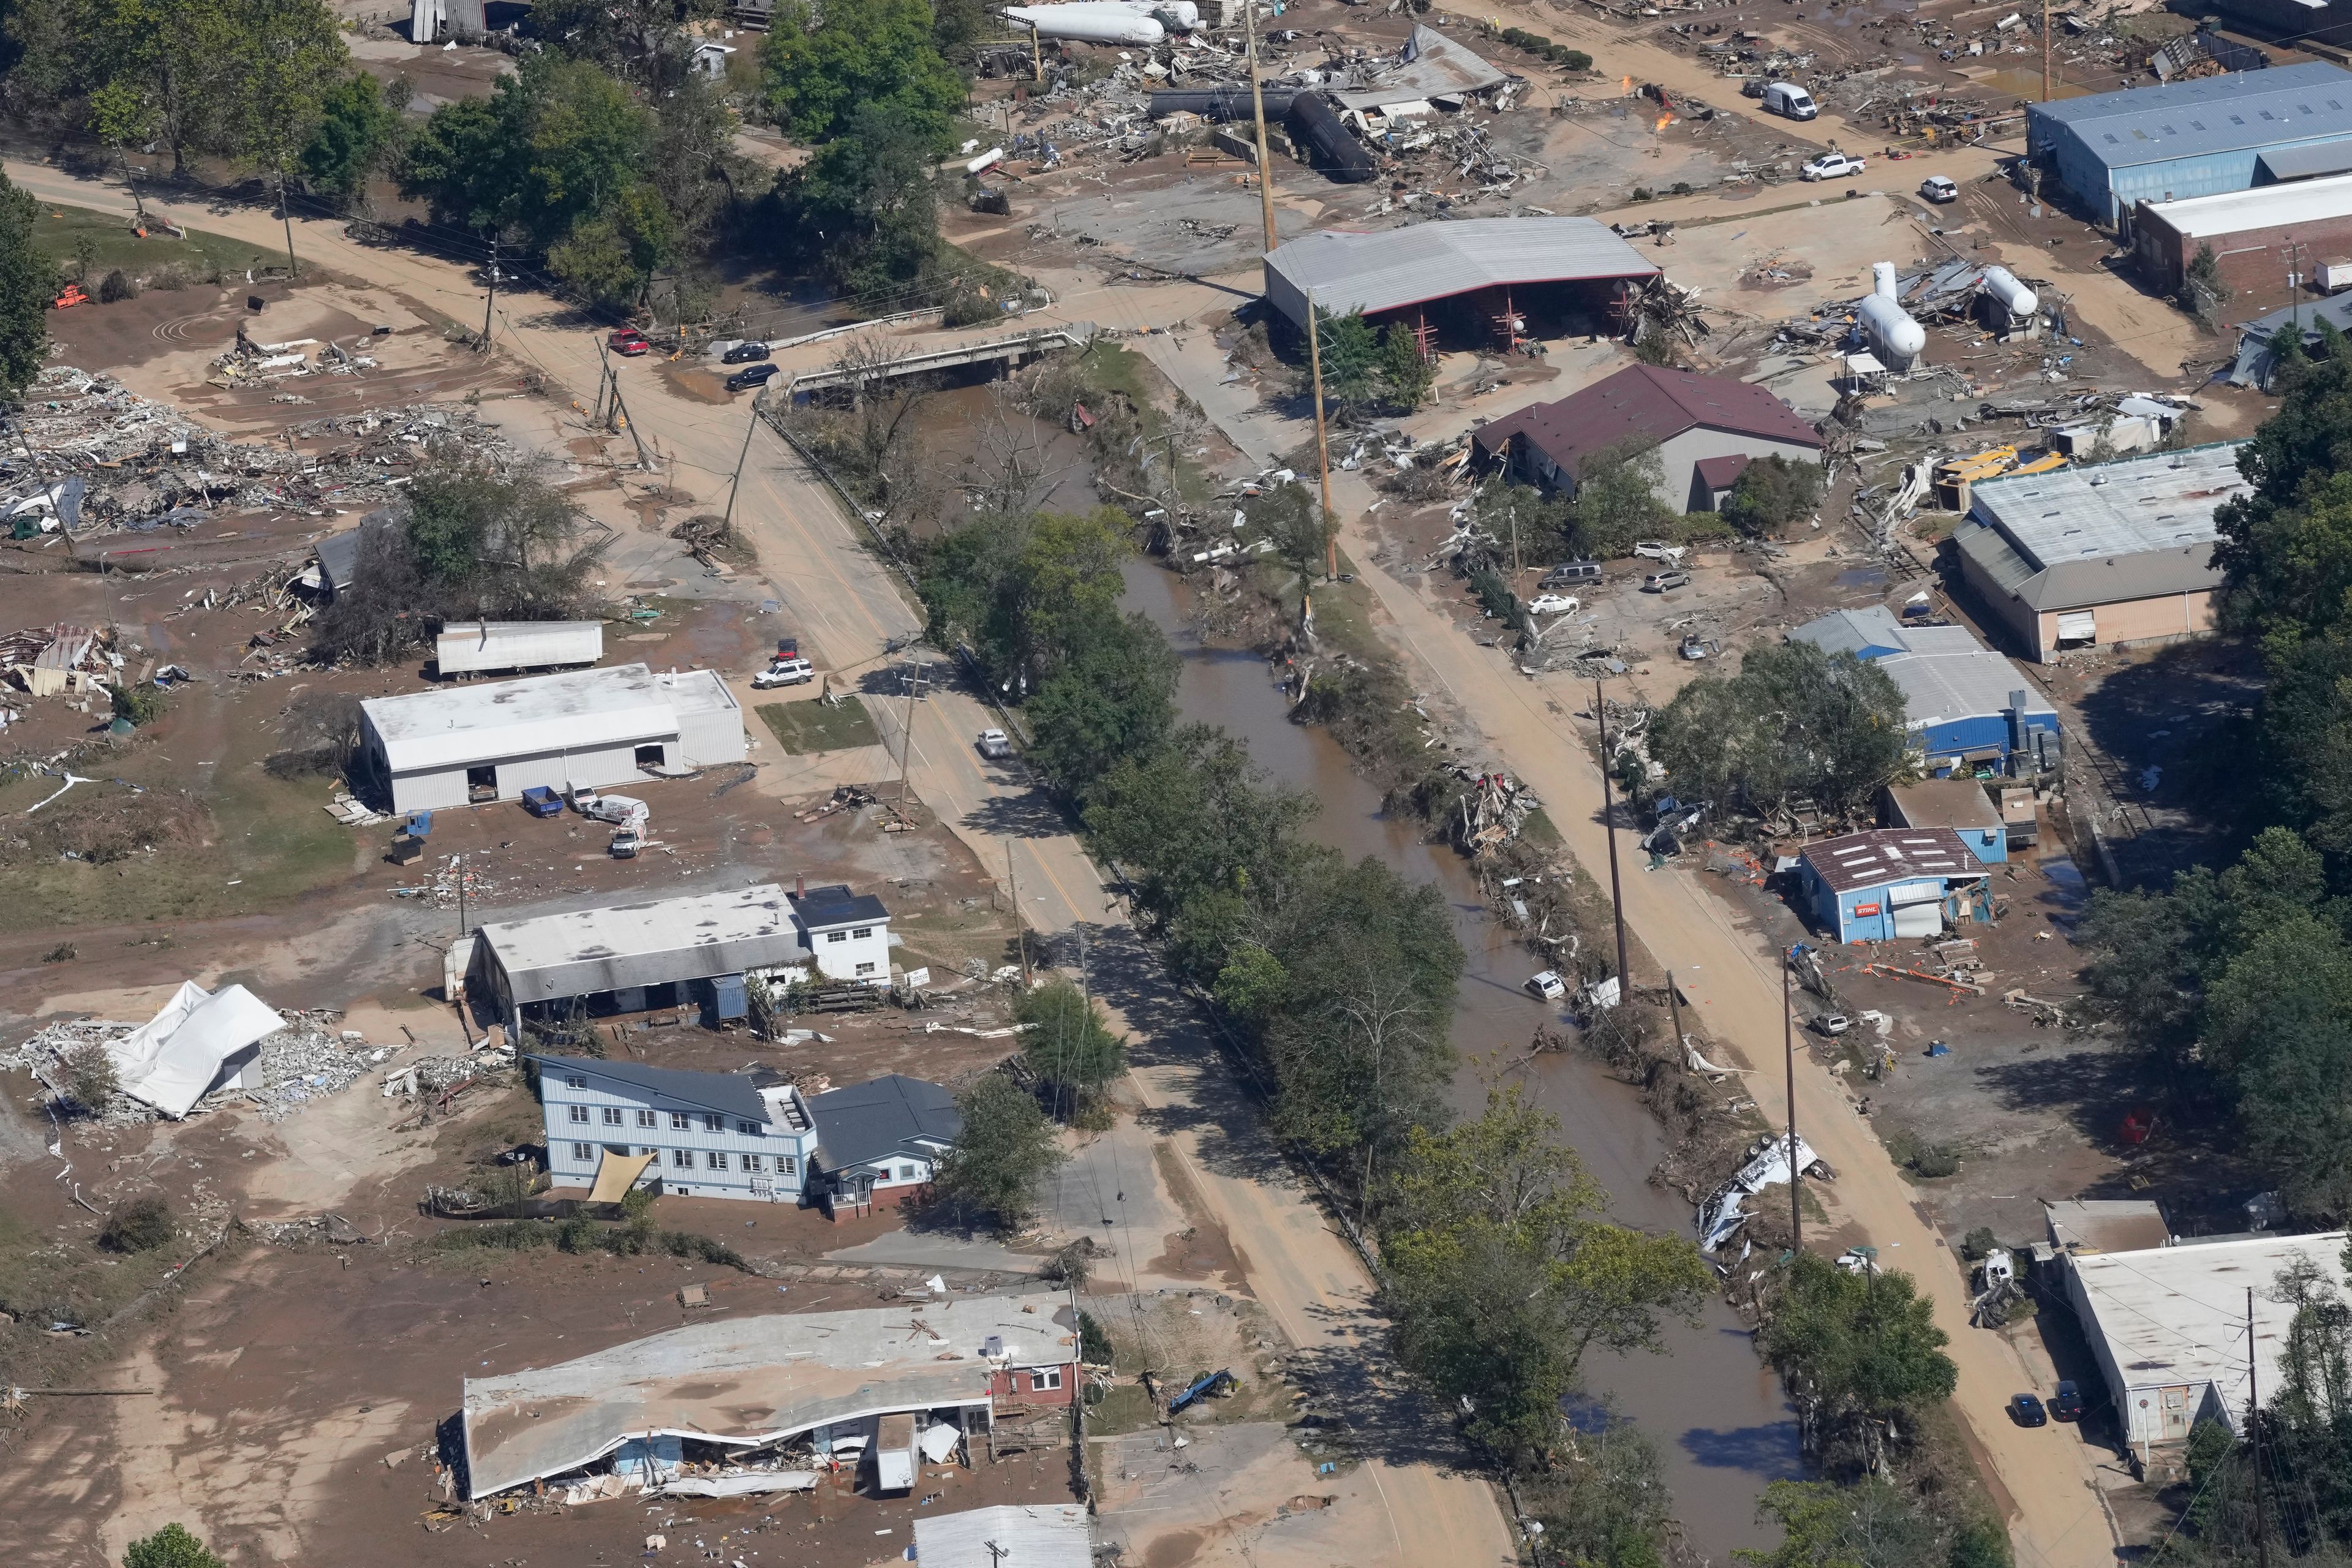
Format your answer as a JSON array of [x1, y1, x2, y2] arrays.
[[1444, 761, 1545, 853], [0, 1008, 396, 1126], [2, 368, 522, 538]]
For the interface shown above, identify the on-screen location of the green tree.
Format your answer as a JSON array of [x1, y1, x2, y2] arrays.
[[1016, 980, 1126, 1106], [546, 180, 677, 307], [75, 0, 241, 175], [1379, 320, 1434, 410], [1757, 1253, 1958, 1448], [918, 505, 1132, 697], [0, 171, 56, 398], [1382, 1089, 1713, 1464], [402, 56, 653, 249], [761, 0, 965, 148], [232, 0, 349, 269], [931, 1072, 1063, 1232], [1649, 639, 1910, 819], [1247, 479, 1335, 586], [786, 103, 945, 296], [300, 70, 405, 203], [1565, 441, 1674, 559], [124, 1525, 227, 1568], [1733, 1480, 1940, 1568], [1312, 306, 1381, 413], [1720, 454, 1826, 537], [1022, 608, 1180, 796]]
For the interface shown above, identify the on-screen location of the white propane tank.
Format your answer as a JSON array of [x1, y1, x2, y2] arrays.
[[1980, 265, 2038, 321], [1858, 294, 1927, 367], [1051, 0, 1199, 23], [1004, 4, 1166, 43], [1872, 261, 1899, 300]]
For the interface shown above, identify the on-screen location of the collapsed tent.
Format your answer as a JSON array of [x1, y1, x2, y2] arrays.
[[1698, 1133, 1829, 1251], [108, 981, 285, 1118]]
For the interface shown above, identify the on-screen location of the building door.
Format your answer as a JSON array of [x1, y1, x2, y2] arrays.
[[465, 764, 497, 802], [2160, 1385, 2192, 1440], [2056, 611, 2097, 647], [1892, 903, 1943, 938]]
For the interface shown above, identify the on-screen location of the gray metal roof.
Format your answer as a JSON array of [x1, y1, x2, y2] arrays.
[[2144, 167, 2352, 233], [916, 1506, 1092, 1568], [480, 884, 810, 1005], [1332, 24, 1509, 111], [2029, 62, 2352, 169], [1790, 611, 2049, 734], [1262, 217, 1657, 324], [2231, 287, 2352, 388], [1960, 443, 2247, 611], [810, 1074, 960, 1174], [530, 1054, 773, 1124], [2258, 141, 2352, 181], [1887, 778, 2003, 832], [1789, 606, 1910, 660], [362, 663, 679, 775], [461, 1291, 1077, 1497]]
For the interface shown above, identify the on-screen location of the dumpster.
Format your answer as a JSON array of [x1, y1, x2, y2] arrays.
[[521, 786, 564, 817]]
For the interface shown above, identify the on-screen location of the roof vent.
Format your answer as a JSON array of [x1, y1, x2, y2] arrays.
[[2089, 476, 2109, 486], [984, 1335, 1006, 1357]]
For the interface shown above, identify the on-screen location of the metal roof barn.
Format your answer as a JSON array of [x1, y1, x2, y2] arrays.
[[476, 883, 808, 1007], [363, 663, 676, 777], [2064, 1231, 2347, 1447], [434, 619, 605, 676], [1800, 828, 1982, 894], [2026, 62, 2352, 222], [916, 1506, 1092, 1568], [1954, 443, 2248, 612], [1261, 217, 1657, 333], [461, 1291, 1079, 1497]]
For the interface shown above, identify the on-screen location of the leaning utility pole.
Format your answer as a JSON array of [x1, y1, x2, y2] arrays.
[[723, 394, 761, 532], [276, 168, 299, 279], [2250, 1287, 2273, 1568], [1303, 284, 1338, 581], [1244, 0, 1278, 256], [480, 234, 499, 349], [1593, 680, 1631, 995], [1785, 946, 1801, 1250]]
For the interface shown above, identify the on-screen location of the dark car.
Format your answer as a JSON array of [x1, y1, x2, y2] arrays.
[[2051, 1381, 2085, 1421], [726, 362, 780, 392], [2010, 1393, 2048, 1427], [722, 341, 771, 364]]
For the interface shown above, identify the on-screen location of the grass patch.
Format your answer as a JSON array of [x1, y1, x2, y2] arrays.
[[1519, 807, 1563, 849], [424, 1215, 751, 1268], [35, 202, 282, 286], [758, 696, 881, 754]]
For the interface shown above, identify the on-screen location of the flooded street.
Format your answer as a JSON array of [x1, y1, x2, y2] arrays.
[[1120, 559, 1804, 1560]]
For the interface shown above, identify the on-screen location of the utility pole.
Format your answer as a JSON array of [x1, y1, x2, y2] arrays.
[[2250, 1286, 2272, 1568], [480, 234, 499, 350], [2289, 236, 2306, 343], [1303, 284, 1337, 581], [1245, 0, 1278, 257], [722, 393, 761, 533], [2041, 0, 2051, 103], [1008, 842, 1030, 987], [457, 850, 468, 935], [1665, 968, 1685, 1056], [1593, 680, 1631, 997], [277, 168, 298, 279], [894, 660, 930, 804], [1785, 946, 1801, 1250]]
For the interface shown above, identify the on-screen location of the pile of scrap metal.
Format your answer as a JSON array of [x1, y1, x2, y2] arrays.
[[211, 333, 380, 385], [1615, 276, 1711, 348], [1698, 1132, 1833, 1253], [1, 622, 111, 698]]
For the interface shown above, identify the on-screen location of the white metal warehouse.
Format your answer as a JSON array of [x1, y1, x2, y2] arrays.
[[434, 619, 605, 676], [359, 662, 745, 813]]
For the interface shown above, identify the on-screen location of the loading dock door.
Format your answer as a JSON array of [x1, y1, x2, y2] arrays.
[[2056, 611, 2097, 644], [1893, 903, 1944, 938]]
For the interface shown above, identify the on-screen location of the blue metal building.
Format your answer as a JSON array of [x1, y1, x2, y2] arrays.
[[1798, 829, 1992, 944], [2027, 62, 2352, 225], [1789, 606, 2059, 777]]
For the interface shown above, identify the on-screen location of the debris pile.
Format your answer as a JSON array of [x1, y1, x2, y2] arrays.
[[1, 1008, 395, 1125]]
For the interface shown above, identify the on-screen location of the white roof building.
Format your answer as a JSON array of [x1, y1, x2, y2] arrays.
[[2064, 1231, 2348, 1448], [916, 1505, 1092, 1568], [434, 620, 605, 677], [358, 663, 744, 813]]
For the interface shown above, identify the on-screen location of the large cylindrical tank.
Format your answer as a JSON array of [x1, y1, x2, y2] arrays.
[[1005, 5, 1164, 43], [1286, 92, 1378, 183], [1052, 0, 1199, 26], [1872, 261, 1899, 300], [1980, 265, 2037, 320], [1148, 87, 1302, 116], [1858, 293, 1926, 366]]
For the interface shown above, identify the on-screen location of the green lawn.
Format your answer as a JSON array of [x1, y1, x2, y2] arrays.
[[34, 201, 282, 287], [758, 696, 882, 753]]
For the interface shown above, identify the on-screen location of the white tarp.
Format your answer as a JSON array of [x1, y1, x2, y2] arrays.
[[108, 981, 284, 1118], [1698, 1134, 1824, 1251], [919, 1421, 964, 1463], [658, 1472, 819, 1498]]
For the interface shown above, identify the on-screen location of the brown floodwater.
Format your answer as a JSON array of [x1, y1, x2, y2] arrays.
[[1118, 559, 1804, 1561]]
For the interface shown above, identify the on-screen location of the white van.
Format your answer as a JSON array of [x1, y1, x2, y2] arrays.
[[1762, 82, 1818, 120]]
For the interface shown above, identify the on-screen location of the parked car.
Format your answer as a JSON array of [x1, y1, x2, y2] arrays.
[[1632, 540, 1683, 562], [1642, 570, 1692, 593], [976, 728, 1014, 761], [1761, 81, 1818, 120], [753, 657, 815, 688], [567, 785, 601, 815], [726, 362, 780, 392], [609, 824, 643, 858], [1528, 970, 1567, 1002], [1542, 560, 1604, 586], [1813, 1013, 1852, 1036], [775, 635, 801, 661], [721, 341, 772, 364], [1801, 152, 1866, 182], [1527, 593, 1581, 616], [1918, 175, 1959, 204], [608, 327, 650, 356], [2050, 1381, 2086, 1421], [2010, 1393, 2048, 1427], [1678, 633, 1711, 660], [585, 794, 649, 826]]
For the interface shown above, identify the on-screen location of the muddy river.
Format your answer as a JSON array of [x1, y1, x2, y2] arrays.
[[1120, 558, 1804, 1559]]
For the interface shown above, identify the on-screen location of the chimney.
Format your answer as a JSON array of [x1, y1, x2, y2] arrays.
[[795, 873, 805, 898]]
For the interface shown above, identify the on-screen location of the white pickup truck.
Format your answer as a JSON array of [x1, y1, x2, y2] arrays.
[[1800, 152, 1866, 182]]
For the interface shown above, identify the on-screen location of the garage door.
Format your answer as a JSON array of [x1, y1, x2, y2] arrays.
[[1893, 903, 1944, 938], [2056, 611, 2096, 643]]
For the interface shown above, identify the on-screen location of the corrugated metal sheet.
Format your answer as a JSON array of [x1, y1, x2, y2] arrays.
[[435, 619, 605, 675], [480, 884, 810, 1005], [2030, 61, 2352, 168], [1963, 442, 2246, 610], [2257, 140, 2352, 180], [1262, 217, 1657, 328], [657, 668, 748, 766], [2144, 166, 2352, 233], [362, 663, 678, 775], [916, 1505, 1091, 1568]]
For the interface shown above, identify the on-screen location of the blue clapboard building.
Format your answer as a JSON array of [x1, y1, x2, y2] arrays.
[[1789, 607, 2059, 778]]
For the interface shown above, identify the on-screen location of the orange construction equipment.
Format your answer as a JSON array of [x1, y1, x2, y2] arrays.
[[51, 284, 89, 309]]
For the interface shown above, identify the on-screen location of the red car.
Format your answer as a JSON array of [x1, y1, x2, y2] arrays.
[[608, 327, 650, 356]]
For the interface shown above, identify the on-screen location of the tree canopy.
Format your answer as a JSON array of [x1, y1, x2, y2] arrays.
[[1016, 981, 1126, 1109], [1757, 1253, 1958, 1444], [1649, 640, 1912, 818], [930, 1072, 1063, 1232], [0, 171, 55, 398], [761, 0, 965, 149]]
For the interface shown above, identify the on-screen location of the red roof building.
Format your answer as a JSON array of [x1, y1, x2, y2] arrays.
[[1472, 364, 1825, 514]]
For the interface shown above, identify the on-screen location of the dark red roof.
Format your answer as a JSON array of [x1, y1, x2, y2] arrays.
[[1472, 365, 1823, 481], [1694, 454, 1752, 492]]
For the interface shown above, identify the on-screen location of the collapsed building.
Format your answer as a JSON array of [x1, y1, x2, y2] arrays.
[[458, 1291, 1080, 1499]]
